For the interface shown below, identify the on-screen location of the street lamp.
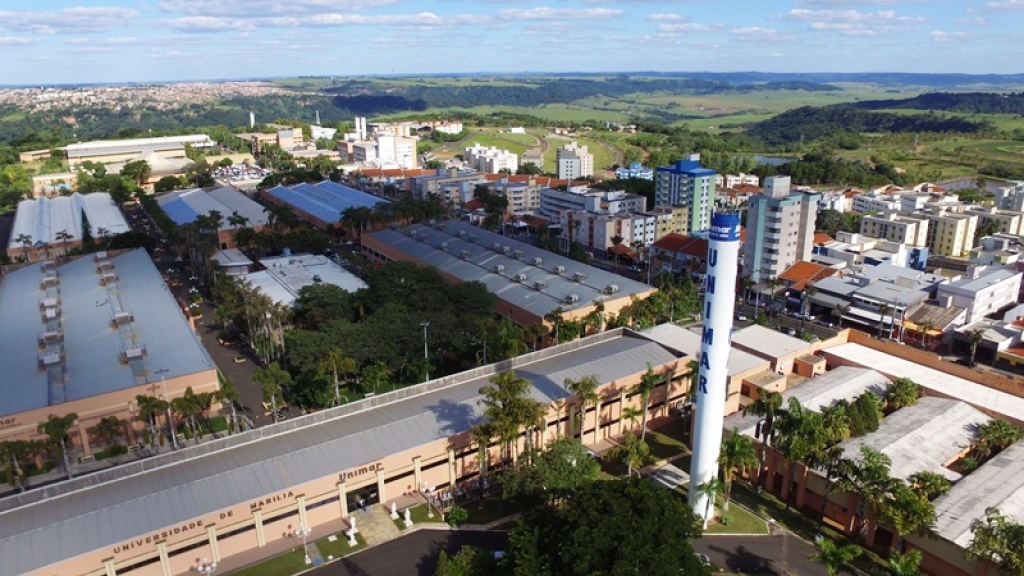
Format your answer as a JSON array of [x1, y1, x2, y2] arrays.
[[155, 368, 178, 450], [195, 557, 217, 575], [420, 321, 430, 383], [293, 523, 312, 564]]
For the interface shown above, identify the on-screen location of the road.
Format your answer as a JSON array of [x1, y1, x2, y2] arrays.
[[306, 529, 826, 576]]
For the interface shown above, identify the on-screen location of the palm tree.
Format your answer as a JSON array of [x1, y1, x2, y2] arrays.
[[37, 413, 79, 480], [217, 376, 242, 433], [89, 416, 127, 450], [886, 549, 924, 576], [631, 364, 662, 441], [885, 378, 921, 411], [565, 374, 600, 445], [469, 422, 493, 487], [877, 303, 893, 338], [802, 285, 819, 329], [54, 229, 74, 256], [621, 406, 643, 432], [878, 483, 936, 553], [254, 362, 291, 423], [318, 347, 350, 407], [909, 471, 952, 501], [742, 390, 784, 491], [0, 440, 31, 491], [544, 307, 565, 346], [977, 419, 1024, 453], [764, 276, 781, 319], [966, 328, 986, 367], [809, 537, 862, 576], [695, 477, 724, 529], [835, 445, 896, 542], [135, 394, 169, 448], [606, 431, 649, 478], [719, 429, 758, 511], [916, 321, 935, 350], [832, 303, 851, 327], [478, 370, 545, 464], [610, 234, 624, 273]]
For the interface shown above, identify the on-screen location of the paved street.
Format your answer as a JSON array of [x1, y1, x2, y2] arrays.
[[304, 529, 826, 576]]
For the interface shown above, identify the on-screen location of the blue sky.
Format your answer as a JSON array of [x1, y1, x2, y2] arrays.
[[0, 0, 1021, 84]]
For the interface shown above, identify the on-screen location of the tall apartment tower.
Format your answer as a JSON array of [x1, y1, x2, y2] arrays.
[[743, 175, 821, 283], [556, 142, 594, 180], [655, 154, 717, 234]]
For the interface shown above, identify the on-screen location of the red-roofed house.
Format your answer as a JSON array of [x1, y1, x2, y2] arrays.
[[779, 260, 839, 291], [650, 233, 710, 275]]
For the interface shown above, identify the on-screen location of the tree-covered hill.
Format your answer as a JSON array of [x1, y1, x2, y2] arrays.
[[846, 91, 1024, 115]]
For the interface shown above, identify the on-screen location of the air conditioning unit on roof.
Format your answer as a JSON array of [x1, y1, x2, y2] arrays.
[[493, 264, 505, 273], [533, 281, 547, 291], [604, 283, 620, 294], [513, 250, 524, 260], [514, 273, 528, 282], [440, 242, 449, 250], [492, 242, 503, 252], [553, 265, 566, 275], [565, 293, 580, 304], [573, 272, 587, 282], [532, 257, 543, 266], [458, 230, 467, 238], [460, 250, 472, 260]]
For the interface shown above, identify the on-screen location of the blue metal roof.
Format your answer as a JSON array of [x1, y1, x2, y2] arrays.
[[265, 181, 387, 224], [159, 197, 199, 226]]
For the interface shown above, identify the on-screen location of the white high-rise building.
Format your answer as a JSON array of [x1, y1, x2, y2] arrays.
[[464, 144, 518, 174], [556, 142, 594, 180], [743, 176, 821, 283]]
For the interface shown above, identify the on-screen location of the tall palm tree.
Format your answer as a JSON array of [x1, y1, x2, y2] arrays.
[[254, 362, 291, 423], [632, 364, 661, 441], [54, 229, 74, 256], [621, 406, 643, 432], [809, 537, 862, 576], [89, 416, 127, 450], [565, 375, 600, 445], [966, 328, 986, 367], [742, 390, 784, 491], [835, 445, 896, 542], [318, 347, 349, 407], [607, 431, 649, 478], [832, 303, 851, 327], [877, 303, 893, 339], [878, 483, 936, 553], [135, 394, 169, 448], [916, 321, 935, 350], [886, 549, 924, 576], [909, 471, 952, 501], [695, 477, 724, 529], [610, 234, 624, 273], [801, 285, 819, 329], [0, 440, 31, 491], [217, 376, 242, 433], [544, 307, 566, 346], [478, 370, 544, 464], [37, 413, 79, 480], [885, 378, 921, 411], [469, 422, 494, 487], [719, 429, 758, 511]]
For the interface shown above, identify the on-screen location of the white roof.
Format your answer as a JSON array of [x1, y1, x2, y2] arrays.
[[640, 323, 768, 376], [933, 442, 1024, 547], [841, 397, 989, 482], [8, 193, 129, 247], [823, 343, 1024, 422], [244, 254, 367, 306], [731, 324, 811, 359], [211, 249, 252, 267]]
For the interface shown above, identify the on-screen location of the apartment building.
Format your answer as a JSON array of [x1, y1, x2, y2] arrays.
[[556, 142, 594, 180], [993, 181, 1024, 211], [562, 210, 655, 252], [852, 192, 901, 214], [814, 231, 930, 271], [538, 185, 646, 222], [743, 176, 820, 283], [859, 213, 929, 247], [716, 173, 760, 189], [966, 206, 1024, 236], [654, 154, 717, 234], [937, 267, 1023, 324], [464, 143, 519, 174], [481, 177, 544, 215], [409, 168, 486, 203], [924, 211, 978, 257], [645, 205, 689, 240], [615, 162, 654, 180]]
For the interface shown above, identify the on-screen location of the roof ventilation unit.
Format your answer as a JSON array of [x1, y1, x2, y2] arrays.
[[492, 242, 503, 252], [604, 283, 620, 294], [565, 293, 580, 304], [503, 246, 511, 255], [531, 257, 543, 266], [440, 242, 449, 251], [458, 230, 467, 238], [514, 273, 528, 283], [573, 272, 587, 282], [418, 234, 429, 242], [469, 234, 479, 243], [533, 281, 547, 291], [460, 250, 472, 260], [513, 250, 525, 260], [553, 265, 566, 275], [111, 310, 134, 327], [493, 264, 505, 274], [99, 272, 119, 286]]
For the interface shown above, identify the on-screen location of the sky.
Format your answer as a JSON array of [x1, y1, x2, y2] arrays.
[[0, 0, 1022, 85]]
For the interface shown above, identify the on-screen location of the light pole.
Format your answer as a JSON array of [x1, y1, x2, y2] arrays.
[[293, 523, 312, 564], [195, 557, 217, 574], [420, 321, 430, 383], [155, 368, 178, 450]]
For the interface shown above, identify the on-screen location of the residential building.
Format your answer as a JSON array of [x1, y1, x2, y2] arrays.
[[562, 210, 655, 252], [375, 133, 417, 169], [645, 205, 689, 240], [851, 191, 901, 214], [649, 233, 710, 276], [812, 231, 929, 271], [310, 125, 337, 140], [993, 181, 1024, 211], [538, 185, 647, 222], [480, 176, 544, 215], [7, 193, 131, 261], [923, 210, 978, 257], [556, 142, 594, 180], [743, 175, 820, 283], [464, 143, 518, 174], [654, 154, 717, 234], [433, 121, 464, 134], [409, 168, 486, 203], [967, 206, 1024, 236], [969, 234, 1024, 268], [859, 213, 929, 246], [936, 267, 1023, 324], [615, 162, 654, 180], [716, 173, 760, 189]]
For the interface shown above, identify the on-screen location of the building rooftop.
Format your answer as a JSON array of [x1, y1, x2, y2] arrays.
[[639, 323, 768, 375], [822, 343, 1024, 423], [9, 193, 130, 248], [243, 253, 367, 307], [780, 260, 838, 290], [724, 366, 891, 438], [731, 324, 811, 360], [156, 187, 269, 229], [0, 330, 679, 575], [939, 268, 1022, 295], [0, 249, 215, 418], [933, 442, 1024, 548], [369, 220, 653, 317], [210, 248, 252, 268], [264, 181, 386, 224], [841, 397, 988, 482]]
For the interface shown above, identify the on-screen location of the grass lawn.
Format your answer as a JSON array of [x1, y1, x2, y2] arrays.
[[464, 496, 524, 525], [645, 420, 692, 462], [230, 549, 307, 576], [393, 503, 445, 529], [672, 487, 768, 536], [316, 532, 366, 560]]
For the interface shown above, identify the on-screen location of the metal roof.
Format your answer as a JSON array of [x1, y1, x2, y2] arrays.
[[0, 249, 215, 417], [640, 323, 768, 375], [370, 220, 653, 317], [156, 187, 268, 229], [731, 324, 811, 360], [823, 343, 1024, 421], [243, 254, 367, 306], [9, 193, 131, 248], [0, 331, 679, 575], [264, 181, 386, 224], [933, 442, 1024, 548], [841, 397, 989, 482], [938, 268, 1022, 296]]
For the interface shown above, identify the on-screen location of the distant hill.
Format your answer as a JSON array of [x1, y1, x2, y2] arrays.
[[845, 91, 1024, 115]]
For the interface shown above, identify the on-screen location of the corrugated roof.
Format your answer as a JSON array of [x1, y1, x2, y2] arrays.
[[841, 397, 988, 482], [0, 332, 678, 575], [369, 220, 653, 317], [640, 323, 768, 376], [0, 249, 215, 417], [933, 442, 1024, 548], [156, 187, 268, 229], [9, 193, 129, 248], [263, 181, 386, 224], [939, 269, 1022, 295], [246, 254, 367, 306], [731, 324, 812, 360]]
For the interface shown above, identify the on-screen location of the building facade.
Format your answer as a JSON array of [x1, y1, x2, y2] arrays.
[[743, 176, 820, 283], [923, 211, 978, 257], [654, 154, 717, 234], [859, 213, 929, 247], [555, 142, 594, 180], [463, 144, 519, 174]]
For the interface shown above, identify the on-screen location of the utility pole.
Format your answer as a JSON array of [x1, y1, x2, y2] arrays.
[[420, 322, 430, 382]]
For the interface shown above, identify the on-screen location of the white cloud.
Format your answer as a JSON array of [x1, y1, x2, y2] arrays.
[[982, 0, 1024, 10], [170, 12, 492, 32], [780, 9, 923, 23], [957, 16, 989, 26], [658, 22, 719, 33], [0, 36, 35, 46], [646, 13, 684, 21], [930, 30, 970, 42], [158, 0, 398, 17], [0, 7, 138, 34], [730, 27, 795, 43], [497, 7, 623, 20], [799, 0, 907, 4]]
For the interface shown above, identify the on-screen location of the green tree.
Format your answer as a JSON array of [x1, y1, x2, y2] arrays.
[[217, 376, 242, 434], [809, 537, 862, 576], [478, 370, 545, 464], [434, 546, 498, 576], [136, 394, 169, 448], [695, 477, 724, 529], [847, 392, 882, 437], [909, 471, 952, 501], [254, 362, 291, 423], [89, 416, 128, 450], [886, 548, 924, 576], [120, 160, 152, 188], [606, 431, 650, 478], [610, 234, 624, 273], [967, 507, 1024, 576], [37, 413, 79, 479], [564, 374, 599, 444], [718, 429, 758, 511], [631, 364, 662, 441], [885, 378, 921, 412], [835, 445, 896, 542], [498, 437, 601, 506], [742, 390, 784, 491], [966, 328, 987, 367], [878, 483, 936, 552]]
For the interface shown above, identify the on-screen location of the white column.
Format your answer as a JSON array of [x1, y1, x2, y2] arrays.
[[337, 482, 349, 520], [207, 524, 221, 563], [376, 469, 386, 504], [156, 541, 171, 576], [253, 509, 266, 547]]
